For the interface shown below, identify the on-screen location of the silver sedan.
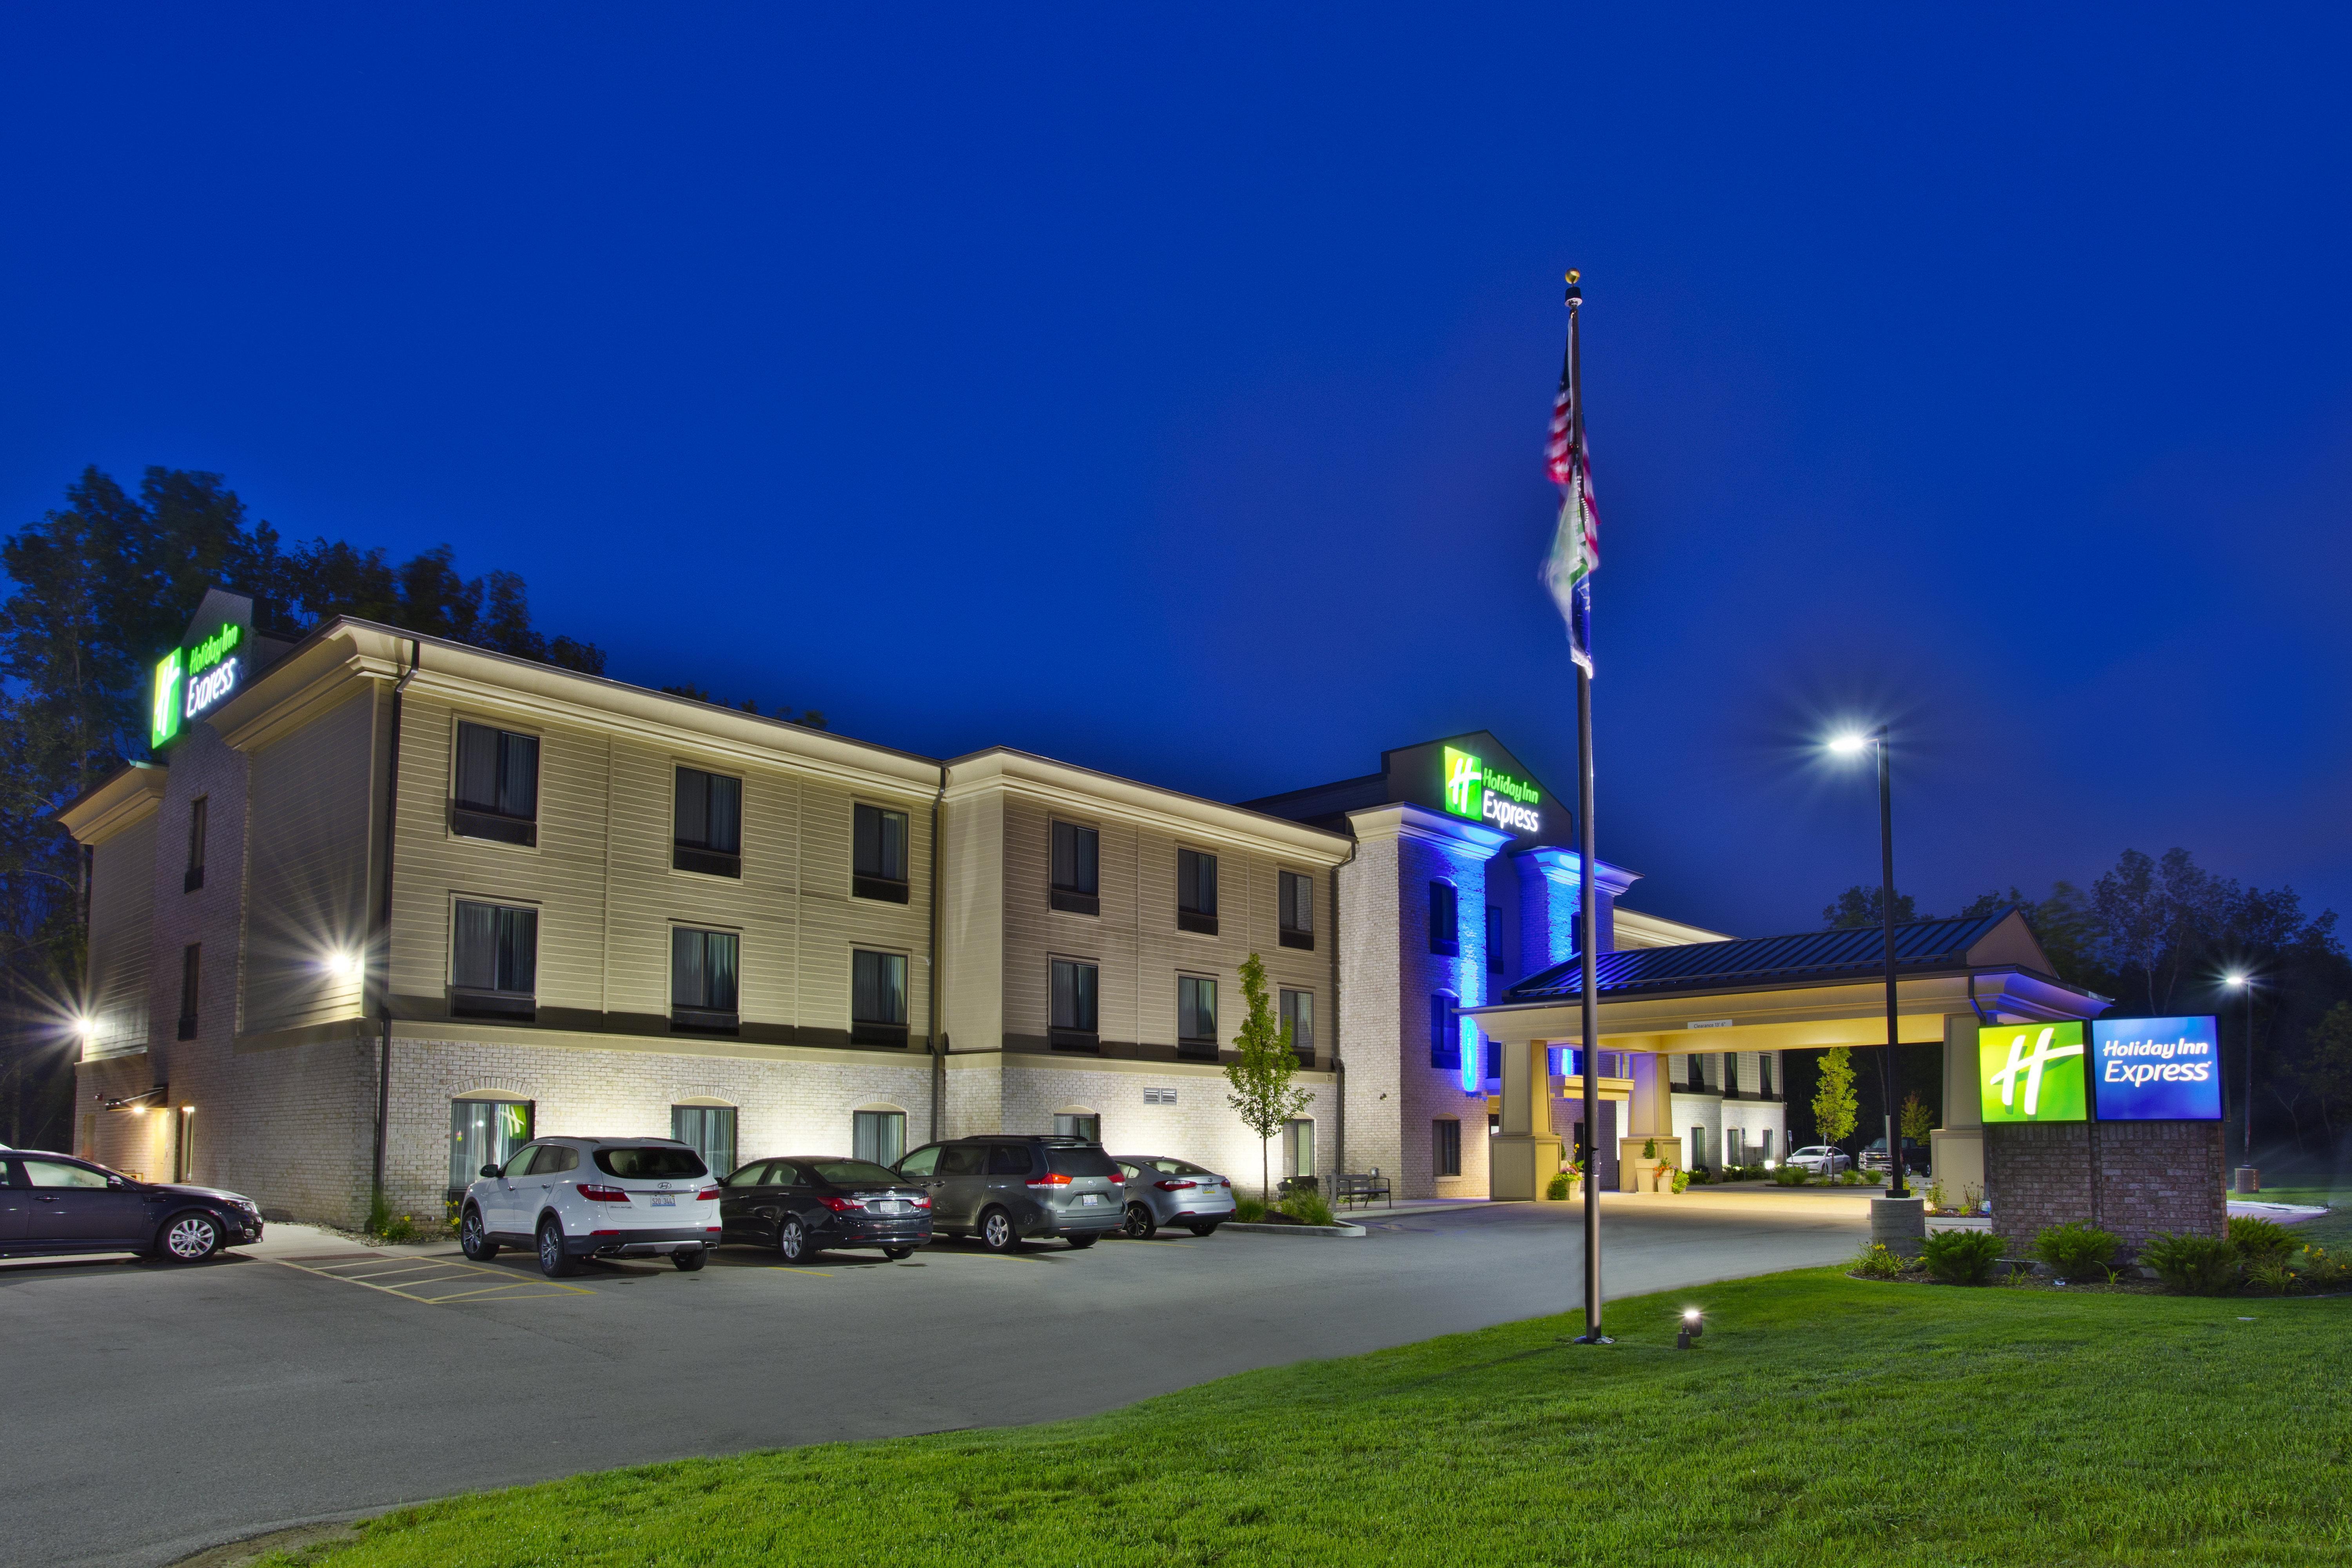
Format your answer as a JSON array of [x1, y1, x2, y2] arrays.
[[1111, 1155, 1238, 1239]]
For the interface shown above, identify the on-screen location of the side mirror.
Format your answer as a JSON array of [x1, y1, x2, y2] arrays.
[[107, 1176, 127, 1189], [480, 1164, 501, 1179]]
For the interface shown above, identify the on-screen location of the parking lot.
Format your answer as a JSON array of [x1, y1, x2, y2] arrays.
[[3, 1191, 1869, 1568]]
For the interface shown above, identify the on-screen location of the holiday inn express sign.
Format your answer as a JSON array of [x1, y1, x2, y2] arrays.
[[151, 592, 254, 750], [1978, 1021, 2088, 1123], [1441, 746, 1543, 835], [1979, 1016, 2225, 1124], [1377, 732, 1559, 846]]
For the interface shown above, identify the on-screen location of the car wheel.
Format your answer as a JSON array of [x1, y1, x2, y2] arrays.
[[1122, 1202, 1158, 1240], [776, 1216, 815, 1264], [884, 1246, 913, 1260], [672, 1246, 708, 1272], [157, 1210, 221, 1263], [459, 1208, 497, 1261], [536, 1219, 579, 1278], [1064, 1233, 1099, 1250], [977, 1207, 1020, 1253], [1187, 1222, 1220, 1238]]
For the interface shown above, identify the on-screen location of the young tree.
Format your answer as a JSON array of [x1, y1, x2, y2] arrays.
[[1900, 1090, 1933, 1146], [1223, 953, 1312, 1202], [1813, 1046, 1858, 1172]]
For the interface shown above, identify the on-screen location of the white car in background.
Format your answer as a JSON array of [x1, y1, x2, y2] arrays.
[[458, 1136, 721, 1276], [1786, 1145, 1853, 1177]]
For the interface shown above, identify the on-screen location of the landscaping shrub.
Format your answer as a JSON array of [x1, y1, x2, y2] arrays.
[[1234, 1197, 1267, 1223], [1545, 1172, 1571, 1201], [1670, 1169, 1693, 1194], [2246, 1258, 2300, 1295], [2292, 1244, 2352, 1290], [2227, 1216, 2296, 1264], [1919, 1229, 2004, 1285], [2031, 1221, 2121, 1276], [2138, 1231, 2240, 1295], [1685, 1167, 1713, 1186], [1773, 1163, 1808, 1187], [1278, 1191, 1337, 1227], [1850, 1241, 1906, 1279]]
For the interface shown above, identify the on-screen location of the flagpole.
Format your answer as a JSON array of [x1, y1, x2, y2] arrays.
[[1566, 272, 1608, 1346]]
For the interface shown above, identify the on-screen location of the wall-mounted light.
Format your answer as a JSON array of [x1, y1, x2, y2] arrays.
[[129, 1104, 147, 1116], [181, 1104, 196, 1115]]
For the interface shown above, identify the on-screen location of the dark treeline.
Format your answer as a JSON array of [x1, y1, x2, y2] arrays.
[[1789, 850, 2352, 1171], [0, 466, 618, 1147]]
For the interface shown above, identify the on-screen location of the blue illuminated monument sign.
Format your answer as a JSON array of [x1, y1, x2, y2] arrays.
[[2090, 1016, 2223, 1122]]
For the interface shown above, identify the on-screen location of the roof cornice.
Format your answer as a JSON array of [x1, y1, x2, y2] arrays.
[[944, 748, 1352, 862], [55, 762, 168, 845]]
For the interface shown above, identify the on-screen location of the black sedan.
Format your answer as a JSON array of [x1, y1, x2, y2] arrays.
[[717, 1156, 932, 1263], [0, 1149, 264, 1263]]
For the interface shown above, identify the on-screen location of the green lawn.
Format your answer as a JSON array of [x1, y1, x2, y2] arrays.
[[273, 1267, 2350, 1568], [2244, 1181, 2349, 1252]]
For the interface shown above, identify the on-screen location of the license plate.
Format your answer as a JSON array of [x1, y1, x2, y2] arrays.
[[877, 1200, 902, 1214], [650, 1194, 675, 1208], [1081, 1193, 1101, 1205]]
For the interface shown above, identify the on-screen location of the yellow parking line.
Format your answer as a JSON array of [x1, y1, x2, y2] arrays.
[[270, 1253, 595, 1303]]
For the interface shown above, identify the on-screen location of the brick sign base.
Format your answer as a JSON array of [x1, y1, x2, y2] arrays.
[[1986, 1120, 2227, 1257]]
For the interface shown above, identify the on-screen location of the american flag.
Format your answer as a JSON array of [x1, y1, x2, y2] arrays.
[[1541, 359, 1598, 673]]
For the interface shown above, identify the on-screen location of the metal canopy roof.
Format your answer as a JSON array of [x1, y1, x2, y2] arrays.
[[1504, 907, 2048, 1004]]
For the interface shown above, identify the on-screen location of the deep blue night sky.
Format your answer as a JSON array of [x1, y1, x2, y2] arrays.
[[5, 7, 2350, 939]]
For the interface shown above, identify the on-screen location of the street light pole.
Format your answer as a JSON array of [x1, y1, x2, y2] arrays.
[[1869, 726, 1907, 1200]]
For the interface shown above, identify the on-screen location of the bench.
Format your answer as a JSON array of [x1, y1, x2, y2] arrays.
[[1336, 1171, 1392, 1209]]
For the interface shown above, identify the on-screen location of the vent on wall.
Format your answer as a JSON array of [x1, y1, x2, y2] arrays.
[[1143, 1087, 1178, 1105]]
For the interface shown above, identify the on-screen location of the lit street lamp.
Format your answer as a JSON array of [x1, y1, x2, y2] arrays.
[[2223, 971, 2255, 1168], [1829, 726, 1907, 1199]]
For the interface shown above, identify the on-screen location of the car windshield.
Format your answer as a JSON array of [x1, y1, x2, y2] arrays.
[[1152, 1159, 1210, 1176], [804, 1160, 904, 1187], [593, 1146, 708, 1180], [1045, 1146, 1122, 1178]]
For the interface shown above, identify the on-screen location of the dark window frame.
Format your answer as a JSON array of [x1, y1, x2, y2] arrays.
[[673, 766, 744, 879], [184, 796, 208, 893], [671, 1104, 737, 1177], [851, 948, 910, 1048], [1176, 848, 1219, 936], [1050, 957, 1100, 1051], [1485, 904, 1504, 976], [1280, 987, 1314, 1069], [1428, 881, 1459, 957], [1433, 1117, 1463, 1179], [178, 943, 200, 1040], [853, 802, 910, 904], [670, 925, 742, 1033], [1051, 820, 1101, 915], [1177, 973, 1218, 1060], [450, 721, 541, 847], [449, 899, 539, 1019], [1428, 991, 1459, 1070], [1278, 869, 1314, 951]]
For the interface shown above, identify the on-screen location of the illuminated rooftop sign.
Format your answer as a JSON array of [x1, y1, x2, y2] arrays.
[[2090, 1016, 2222, 1122], [150, 592, 254, 750], [1439, 746, 1543, 837], [1977, 1021, 2088, 1124]]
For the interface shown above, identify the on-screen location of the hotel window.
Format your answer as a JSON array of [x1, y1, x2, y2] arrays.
[[1051, 821, 1100, 915], [1177, 849, 1218, 935], [1485, 905, 1503, 975], [450, 900, 538, 1019], [1279, 870, 1314, 950], [1051, 958, 1100, 1051], [851, 949, 909, 1048], [1483, 1038, 1500, 1082], [447, 1099, 532, 1193], [1760, 1053, 1777, 1098], [671, 1104, 737, 1178], [1280, 989, 1314, 1068], [1177, 975, 1218, 1059], [853, 1109, 907, 1167], [1284, 1118, 1315, 1178], [178, 944, 201, 1040], [1432, 1118, 1462, 1178], [674, 767, 744, 878], [1428, 881, 1458, 957], [184, 797, 207, 892], [854, 802, 910, 903], [1723, 1053, 1740, 1095], [451, 721, 540, 846], [671, 927, 740, 1032], [1760, 1129, 1775, 1161], [1428, 991, 1459, 1070], [1692, 1125, 1711, 1171], [1686, 1053, 1708, 1091], [1055, 1113, 1102, 1142]]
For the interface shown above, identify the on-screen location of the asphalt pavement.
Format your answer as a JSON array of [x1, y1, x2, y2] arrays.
[[2, 1191, 1869, 1568]]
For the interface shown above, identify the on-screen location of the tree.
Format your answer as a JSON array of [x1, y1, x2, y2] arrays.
[[2301, 1003, 2352, 1149], [1900, 1090, 1933, 1144], [1823, 886, 1917, 929], [1223, 953, 1311, 1202], [1812, 1046, 1858, 1167]]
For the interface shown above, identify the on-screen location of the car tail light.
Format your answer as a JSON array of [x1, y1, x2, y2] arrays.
[[911, 1196, 932, 1209], [696, 1188, 720, 1201], [1154, 1179, 1198, 1191], [578, 1184, 631, 1203], [1025, 1172, 1073, 1189], [817, 1196, 861, 1212]]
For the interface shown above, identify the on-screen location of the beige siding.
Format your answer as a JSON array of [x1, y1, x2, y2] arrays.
[[242, 687, 377, 1036], [84, 814, 158, 1058]]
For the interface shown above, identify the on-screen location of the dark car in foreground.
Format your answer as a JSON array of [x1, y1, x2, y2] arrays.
[[719, 1156, 934, 1262], [0, 1150, 263, 1263], [893, 1135, 1124, 1252]]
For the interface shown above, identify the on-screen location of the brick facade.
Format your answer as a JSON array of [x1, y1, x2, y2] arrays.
[[1986, 1119, 2227, 1256]]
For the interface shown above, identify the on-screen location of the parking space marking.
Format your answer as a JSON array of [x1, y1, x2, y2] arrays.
[[270, 1250, 595, 1303]]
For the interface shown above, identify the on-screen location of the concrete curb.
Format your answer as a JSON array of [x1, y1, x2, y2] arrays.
[[1221, 1220, 1367, 1238]]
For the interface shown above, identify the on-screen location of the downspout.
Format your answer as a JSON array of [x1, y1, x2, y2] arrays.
[[370, 640, 419, 1198], [928, 764, 946, 1143]]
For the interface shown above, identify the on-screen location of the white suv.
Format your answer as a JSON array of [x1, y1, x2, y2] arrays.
[[459, 1136, 721, 1276]]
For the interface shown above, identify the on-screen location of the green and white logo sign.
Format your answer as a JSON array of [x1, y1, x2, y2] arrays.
[[1440, 746, 1542, 835], [1977, 1021, 2088, 1124], [150, 597, 251, 750]]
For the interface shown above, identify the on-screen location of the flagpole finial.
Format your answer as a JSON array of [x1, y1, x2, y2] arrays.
[[1564, 269, 1583, 307]]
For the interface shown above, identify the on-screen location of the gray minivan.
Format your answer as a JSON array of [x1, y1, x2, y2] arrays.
[[893, 1136, 1123, 1252]]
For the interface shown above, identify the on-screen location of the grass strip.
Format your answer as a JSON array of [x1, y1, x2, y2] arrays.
[[271, 1267, 2351, 1568]]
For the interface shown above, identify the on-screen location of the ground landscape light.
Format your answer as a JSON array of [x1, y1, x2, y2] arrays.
[[1677, 1308, 1705, 1350]]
